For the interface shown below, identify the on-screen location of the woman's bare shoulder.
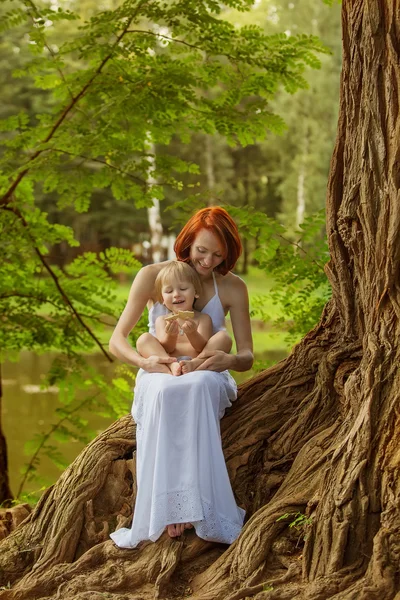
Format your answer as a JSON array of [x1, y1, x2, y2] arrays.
[[219, 271, 248, 291], [139, 260, 171, 277], [129, 261, 172, 305], [134, 260, 171, 284], [217, 271, 248, 310]]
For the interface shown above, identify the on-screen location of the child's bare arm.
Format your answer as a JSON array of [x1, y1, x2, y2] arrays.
[[182, 313, 213, 353], [155, 315, 178, 353]]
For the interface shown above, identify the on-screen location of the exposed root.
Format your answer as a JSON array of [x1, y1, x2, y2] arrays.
[[154, 539, 184, 599], [0, 504, 31, 543], [224, 561, 302, 600], [0, 416, 135, 587]]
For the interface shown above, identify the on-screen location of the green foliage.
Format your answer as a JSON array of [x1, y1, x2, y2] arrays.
[[263, 584, 274, 592], [277, 511, 313, 529], [0, 0, 331, 496], [277, 511, 313, 547], [229, 206, 331, 344], [0, 0, 329, 215], [277, 511, 313, 544]]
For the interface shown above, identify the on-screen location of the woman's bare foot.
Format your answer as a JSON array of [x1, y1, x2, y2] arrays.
[[180, 357, 204, 374], [170, 362, 182, 376], [167, 523, 186, 537]]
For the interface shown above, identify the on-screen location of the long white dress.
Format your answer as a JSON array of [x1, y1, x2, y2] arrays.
[[110, 274, 245, 548]]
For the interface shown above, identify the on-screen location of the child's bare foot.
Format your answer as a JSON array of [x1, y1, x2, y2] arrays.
[[180, 357, 203, 374], [170, 362, 182, 376]]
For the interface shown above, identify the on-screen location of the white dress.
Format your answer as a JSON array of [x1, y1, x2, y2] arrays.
[[110, 273, 245, 548]]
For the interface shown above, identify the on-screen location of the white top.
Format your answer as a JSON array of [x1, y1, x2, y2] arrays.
[[148, 271, 226, 335]]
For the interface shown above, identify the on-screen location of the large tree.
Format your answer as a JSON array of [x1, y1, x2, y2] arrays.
[[1, 1, 399, 599]]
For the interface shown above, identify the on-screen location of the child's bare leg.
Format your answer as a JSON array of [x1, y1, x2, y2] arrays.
[[180, 331, 232, 373], [136, 333, 176, 375]]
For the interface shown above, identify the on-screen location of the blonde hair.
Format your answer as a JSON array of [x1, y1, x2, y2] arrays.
[[154, 261, 202, 303]]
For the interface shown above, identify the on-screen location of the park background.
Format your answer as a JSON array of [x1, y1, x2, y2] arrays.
[[1, 0, 341, 502]]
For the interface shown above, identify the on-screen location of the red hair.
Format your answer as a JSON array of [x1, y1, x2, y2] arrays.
[[174, 207, 242, 275]]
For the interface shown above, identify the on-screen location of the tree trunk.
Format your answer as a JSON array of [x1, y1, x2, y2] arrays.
[[0, 428, 12, 506], [0, 365, 12, 506], [205, 135, 217, 206], [1, 1, 399, 599]]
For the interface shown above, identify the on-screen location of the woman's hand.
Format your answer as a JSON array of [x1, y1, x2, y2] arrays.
[[141, 355, 177, 373], [195, 350, 234, 372]]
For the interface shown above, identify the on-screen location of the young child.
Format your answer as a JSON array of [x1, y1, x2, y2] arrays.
[[136, 261, 214, 376]]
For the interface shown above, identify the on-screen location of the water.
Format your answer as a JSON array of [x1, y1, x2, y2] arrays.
[[2, 348, 287, 498]]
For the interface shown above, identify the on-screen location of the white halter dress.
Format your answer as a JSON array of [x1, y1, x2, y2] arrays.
[[110, 272, 245, 548]]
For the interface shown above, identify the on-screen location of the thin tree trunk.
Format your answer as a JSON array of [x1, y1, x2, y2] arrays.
[[146, 138, 163, 263], [295, 138, 307, 229], [0, 364, 12, 506], [205, 135, 216, 206]]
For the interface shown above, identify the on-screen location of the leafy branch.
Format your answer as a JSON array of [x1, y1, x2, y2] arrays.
[[1, 205, 113, 361], [126, 29, 222, 55], [0, 0, 149, 206]]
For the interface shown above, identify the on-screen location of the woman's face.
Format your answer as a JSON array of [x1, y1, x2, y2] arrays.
[[190, 229, 225, 277]]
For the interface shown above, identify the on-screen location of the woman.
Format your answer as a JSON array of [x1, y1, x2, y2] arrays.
[[109, 207, 253, 546]]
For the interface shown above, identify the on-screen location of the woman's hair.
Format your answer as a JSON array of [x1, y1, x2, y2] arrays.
[[154, 261, 203, 303], [174, 206, 242, 275]]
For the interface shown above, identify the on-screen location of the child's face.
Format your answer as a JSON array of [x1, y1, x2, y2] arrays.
[[161, 277, 197, 312]]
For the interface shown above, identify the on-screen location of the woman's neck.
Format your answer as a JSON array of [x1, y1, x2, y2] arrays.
[[199, 272, 214, 283]]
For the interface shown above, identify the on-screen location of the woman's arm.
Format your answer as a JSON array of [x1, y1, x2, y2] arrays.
[[109, 264, 176, 371], [227, 276, 253, 371], [198, 276, 253, 372]]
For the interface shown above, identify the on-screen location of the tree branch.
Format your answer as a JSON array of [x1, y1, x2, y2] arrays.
[[50, 148, 148, 186], [0, 0, 149, 207], [1, 206, 113, 362], [277, 234, 326, 272], [126, 29, 206, 53], [25, 0, 75, 102], [0, 293, 115, 326]]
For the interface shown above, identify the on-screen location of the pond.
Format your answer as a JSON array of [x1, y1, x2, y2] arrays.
[[3, 347, 288, 498]]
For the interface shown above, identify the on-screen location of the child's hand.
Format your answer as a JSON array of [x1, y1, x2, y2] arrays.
[[181, 318, 198, 335], [164, 317, 179, 336]]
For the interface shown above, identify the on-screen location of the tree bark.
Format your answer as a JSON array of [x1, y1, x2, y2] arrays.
[[1, 1, 400, 599]]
